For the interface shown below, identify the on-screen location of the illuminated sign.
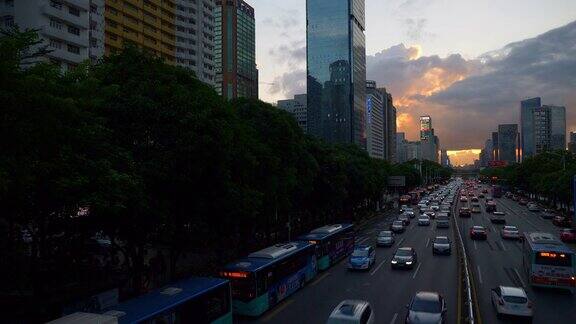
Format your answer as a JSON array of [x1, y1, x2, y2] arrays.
[[420, 116, 431, 140], [220, 271, 249, 278], [539, 252, 567, 259]]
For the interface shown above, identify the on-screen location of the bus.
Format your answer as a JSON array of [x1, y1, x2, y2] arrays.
[[522, 232, 576, 293], [48, 277, 232, 324], [221, 242, 317, 317], [492, 185, 503, 198], [297, 224, 355, 271], [408, 191, 422, 205], [103, 277, 232, 324]]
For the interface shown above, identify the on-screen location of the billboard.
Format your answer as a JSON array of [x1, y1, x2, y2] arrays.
[[388, 176, 406, 187], [420, 116, 431, 140]]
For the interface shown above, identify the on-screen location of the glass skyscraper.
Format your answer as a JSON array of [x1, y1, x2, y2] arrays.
[[520, 97, 566, 160], [306, 0, 366, 148], [498, 124, 518, 164], [520, 97, 541, 159]]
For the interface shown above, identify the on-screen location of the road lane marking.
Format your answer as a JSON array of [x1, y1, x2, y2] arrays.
[[370, 258, 388, 276], [397, 237, 405, 247], [412, 263, 422, 279], [513, 268, 526, 288], [477, 265, 483, 285], [426, 237, 430, 247], [500, 240, 507, 251], [474, 240, 478, 250], [310, 272, 331, 286], [357, 237, 369, 244], [261, 299, 293, 322], [390, 312, 398, 324]]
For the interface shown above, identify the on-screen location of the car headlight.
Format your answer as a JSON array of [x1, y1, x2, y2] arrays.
[[406, 261, 413, 265], [391, 260, 398, 264]]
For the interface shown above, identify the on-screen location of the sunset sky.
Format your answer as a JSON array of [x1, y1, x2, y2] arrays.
[[252, 0, 576, 165]]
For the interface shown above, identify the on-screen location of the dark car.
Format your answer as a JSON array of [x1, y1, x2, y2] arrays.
[[540, 209, 556, 219], [560, 229, 576, 243], [490, 211, 506, 224], [436, 215, 450, 229], [471, 197, 479, 202], [405, 291, 447, 324], [391, 247, 417, 269], [470, 226, 487, 240], [519, 199, 528, 206], [485, 201, 497, 213], [432, 236, 451, 255], [398, 214, 411, 226], [553, 216, 572, 228], [459, 207, 471, 218]]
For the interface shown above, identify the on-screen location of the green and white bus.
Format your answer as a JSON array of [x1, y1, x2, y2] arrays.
[[297, 224, 355, 271]]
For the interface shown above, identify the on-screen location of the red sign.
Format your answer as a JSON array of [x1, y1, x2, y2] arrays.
[[488, 160, 507, 168]]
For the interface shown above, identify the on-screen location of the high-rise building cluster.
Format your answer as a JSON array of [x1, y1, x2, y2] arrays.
[[0, 0, 257, 99], [394, 116, 443, 164], [480, 96, 567, 168]]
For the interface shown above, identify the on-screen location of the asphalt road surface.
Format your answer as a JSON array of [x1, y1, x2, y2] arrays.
[[238, 206, 459, 324], [457, 185, 576, 324]]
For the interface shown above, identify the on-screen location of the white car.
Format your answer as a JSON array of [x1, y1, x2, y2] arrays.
[[326, 300, 374, 324], [527, 203, 540, 212], [491, 286, 533, 320], [501, 226, 520, 239], [418, 215, 431, 226]]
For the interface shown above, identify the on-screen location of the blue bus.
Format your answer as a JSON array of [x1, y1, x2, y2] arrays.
[[101, 277, 232, 324], [297, 224, 355, 271], [220, 242, 317, 317]]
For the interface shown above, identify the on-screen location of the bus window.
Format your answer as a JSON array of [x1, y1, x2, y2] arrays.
[[179, 283, 231, 324], [228, 275, 256, 301], [535, 252, 572, 267]]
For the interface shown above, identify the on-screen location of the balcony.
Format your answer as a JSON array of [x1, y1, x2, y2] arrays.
[[42, 4, 88, 28], [63, 0, 90, 11], [46, 47, 86, 64], [41, 25, 89, 48]]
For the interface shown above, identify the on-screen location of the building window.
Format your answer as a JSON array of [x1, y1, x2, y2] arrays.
[[50, 18, 63, 29], [68, 6, 80, 16], [68, 25, 80, 35], [2, 15, 14, 27], [67, 44, 80, 54], [50, 1, 63, 10], [90, 37, 98, 47], [49, 39, 62, 49]]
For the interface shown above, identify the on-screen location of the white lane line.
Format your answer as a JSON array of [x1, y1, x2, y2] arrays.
[[513, 267, 526, 288], [397, 237, 405, 247], [477, 265, 483, 285], [310, 272, 331, 286], [370, 258, 388, 276], [491, 225, 496, 232], [474, 240, 478, 250], [500, 240, 507, 251], [426, 237, 431, 247], [412, 263, 422, 279], [390, 312, 398, 324], [357, 237, 369, 244]]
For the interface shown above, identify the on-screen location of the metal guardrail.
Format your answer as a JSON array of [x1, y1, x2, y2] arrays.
[[454, 185, 475, 324]]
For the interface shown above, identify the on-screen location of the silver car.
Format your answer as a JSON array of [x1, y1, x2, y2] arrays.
[[377, 231, 395, 247], [406, 291, 446, 324], [418, 215, 431, 226], [491, 286, 533, 320], [432, 236, 451, 255], [327, 300, 375, 324]]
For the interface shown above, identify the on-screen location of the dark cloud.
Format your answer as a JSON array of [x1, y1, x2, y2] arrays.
[[403, 18, 434, 42], [268, 69, 306, 97], [366, 21, 576, 149], [268, 41, 306, 68]]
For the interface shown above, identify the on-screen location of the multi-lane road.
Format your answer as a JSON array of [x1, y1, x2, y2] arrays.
[[238, 181, 575, 324], [458, 186, 576, 324], [240, 204, 460, 324]]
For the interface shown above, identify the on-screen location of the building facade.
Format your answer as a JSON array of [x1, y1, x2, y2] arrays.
[[2, 0, 104, 71], [491, 132, 499, 161], [498, 124, 518, 164], [396, 132, 407, 163], [419, 116, 437, 162], [405, 141, 421, 161], [520, 97, 566, 160], [277, 94, 307, 133], [214, 0, 257, 99], [385, 91, 397, 163], [306, 0, 366, 149], [568, 132, 576, 154], [365, 81, 385, 159], [174, 0, 216, 85]]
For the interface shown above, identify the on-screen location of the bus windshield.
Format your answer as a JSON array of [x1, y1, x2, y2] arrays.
[[535, 252, 572, 267]]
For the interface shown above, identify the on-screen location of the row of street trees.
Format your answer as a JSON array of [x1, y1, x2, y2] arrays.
[[0, 30, 451, 321], [480, 150, 575, 211]]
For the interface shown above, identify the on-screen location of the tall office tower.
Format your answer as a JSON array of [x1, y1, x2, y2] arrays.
[[214, 0, 257, 99], [307, 0, 367, 149], [420, 116, 432, 140], [174, 0, 215, 85], [492, 132, 499, 161], [385, 91, 397, 163], [484, 139, 494, 161], [434, 136, 440, 163], [396, 132, 407, 163], [440, 149, 449, 167], [479, 149, 487, 167], [520, 97, 542, 160], [498, 124, 518, 164], [520, 97, 566, 159], [419, 116, 437, 162], [365, 81, 385, 159], [1, 0, 104, 71], [568, 132, 576, 154], [277, 94, 308, 133], [405, 141, 421, 161]]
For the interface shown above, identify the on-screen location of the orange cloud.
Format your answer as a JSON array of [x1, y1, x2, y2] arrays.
[[447, 149, 481, 166], [396, 113, 414, 129]]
